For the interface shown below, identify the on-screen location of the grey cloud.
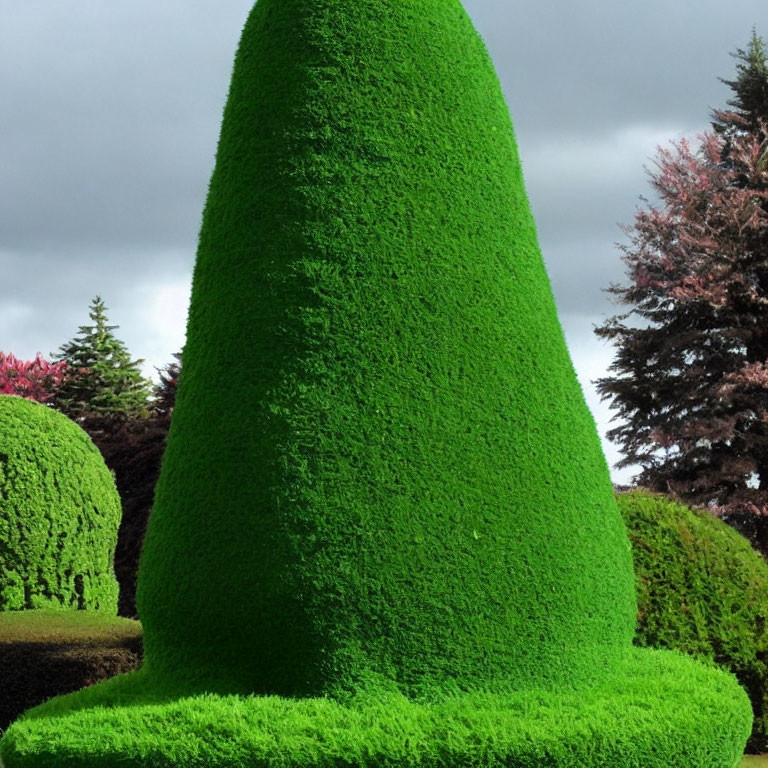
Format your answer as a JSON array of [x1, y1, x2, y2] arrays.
[[466, 0, 764, 137], [2, 0, 765, 482], [1, 2, 251, 254], [2, 0, 761, 260]]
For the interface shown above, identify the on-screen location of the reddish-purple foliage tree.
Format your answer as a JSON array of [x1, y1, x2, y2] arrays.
[[595, 126, 768, 545], [152, 352, 181, 419], [0, 352, 69, 403]]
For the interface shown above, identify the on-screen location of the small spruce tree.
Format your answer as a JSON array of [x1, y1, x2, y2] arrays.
[[52, 297, 151, 422]]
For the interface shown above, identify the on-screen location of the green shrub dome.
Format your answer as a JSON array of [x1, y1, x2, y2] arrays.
[[621, 489, 768, 752], [0, 2, 751, 767], [0, 395, 120, 613]]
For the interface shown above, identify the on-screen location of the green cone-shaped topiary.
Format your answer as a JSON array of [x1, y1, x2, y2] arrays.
[[0, 2, 751, 766], [0, 395, 121, 613], [140, 0, 639, 698]]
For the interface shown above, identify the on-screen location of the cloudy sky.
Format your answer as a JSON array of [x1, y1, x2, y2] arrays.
[[1, 1, 764, 483]]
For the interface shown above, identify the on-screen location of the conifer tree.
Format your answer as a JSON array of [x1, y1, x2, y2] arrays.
[[595, 31, 768, 538], [52, 296, 151, 421], [713, 30, 768, 137], [152, 352, 181, 418]]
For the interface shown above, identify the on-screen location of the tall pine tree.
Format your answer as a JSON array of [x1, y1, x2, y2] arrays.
[[595, 31, 768, 544], [713, 30, 768, 178], [52, 296, 151, 421]]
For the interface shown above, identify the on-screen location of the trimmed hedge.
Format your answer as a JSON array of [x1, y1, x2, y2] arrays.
[[0, 610, 142, 732], [620, 489, 768, 752], [0, 395, 121, 613]]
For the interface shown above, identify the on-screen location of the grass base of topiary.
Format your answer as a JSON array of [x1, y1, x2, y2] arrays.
[[0, 647, 751, 768]]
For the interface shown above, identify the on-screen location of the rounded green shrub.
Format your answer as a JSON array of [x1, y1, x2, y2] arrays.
[[620, 489, 768, 752], [0, 395, 121, 613], [0, 2, 751, 766]]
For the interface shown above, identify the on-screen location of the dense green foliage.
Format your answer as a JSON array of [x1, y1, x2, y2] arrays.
[[0, 650, 749, 768], [53, 296, 151, 421], [0, 610, 142, 731], [0, 395, 121, 612], [139, 0, 638, 698], [620, 490, 768, 751], [0, 1, 751, 766]]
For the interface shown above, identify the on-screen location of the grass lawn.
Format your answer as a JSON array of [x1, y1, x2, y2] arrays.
[[742, 757, 768, 767]]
